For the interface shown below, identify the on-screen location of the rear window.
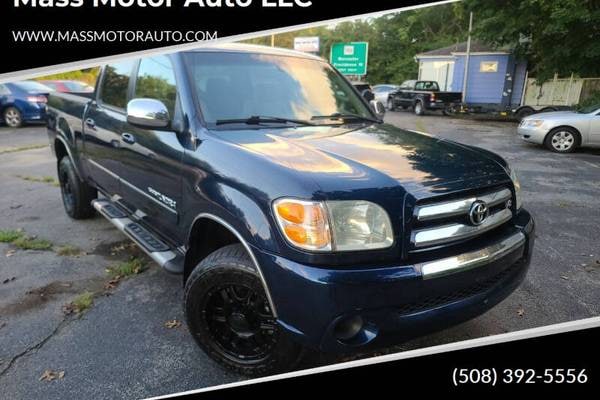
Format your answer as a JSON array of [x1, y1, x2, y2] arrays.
[[100, 61, 135, 109], [13, 81, 53, 93]]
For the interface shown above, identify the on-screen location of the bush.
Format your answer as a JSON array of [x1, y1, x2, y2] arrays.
[[577, 91, 600, 110], [35, 68, 100, 87]]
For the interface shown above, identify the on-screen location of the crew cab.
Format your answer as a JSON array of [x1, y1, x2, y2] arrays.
[[47, 44, 534, 376], [387, 80, 462, 115]]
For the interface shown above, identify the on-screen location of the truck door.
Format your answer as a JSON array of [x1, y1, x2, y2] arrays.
[[82, 60, 136, 196], [118, 55, 185, 243]]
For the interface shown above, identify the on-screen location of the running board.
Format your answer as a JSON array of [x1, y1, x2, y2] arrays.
[[92, 199, 184, 274]]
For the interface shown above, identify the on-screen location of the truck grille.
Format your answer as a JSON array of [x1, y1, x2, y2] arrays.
[[410, 187, 513, 250], [396, 255, 525, 316]]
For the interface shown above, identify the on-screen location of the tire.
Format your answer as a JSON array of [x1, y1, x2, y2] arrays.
[[386, 97, 396, 111], [58, 156, 97, 219], [544, 127, 580, 153], [414, 100, 424, 116], [184, 244, 303, 376], [516, 107, 534, 121], [3, 107, 23, 128]]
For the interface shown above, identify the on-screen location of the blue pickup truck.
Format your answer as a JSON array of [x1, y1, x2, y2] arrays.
[[47, 44, 535, 376]]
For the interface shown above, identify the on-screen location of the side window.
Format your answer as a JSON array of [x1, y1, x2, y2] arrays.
[[0, 84, 11, 95], [415, 82, 424, 90], [100, 60, 135, 109], [134, 55, 177, 116]]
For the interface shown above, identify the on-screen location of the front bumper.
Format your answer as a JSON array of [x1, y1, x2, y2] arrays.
[[253, 210, 535, 352], [518, 125, 548, 144]]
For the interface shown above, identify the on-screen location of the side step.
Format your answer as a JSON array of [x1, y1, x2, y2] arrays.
[[92, 199, 184, 274]]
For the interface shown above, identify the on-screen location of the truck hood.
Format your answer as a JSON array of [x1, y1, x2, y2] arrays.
[[214, 123, 508, 197]]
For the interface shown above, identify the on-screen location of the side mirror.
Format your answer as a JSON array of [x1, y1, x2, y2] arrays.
[[370, 100, 386, 119], [361, 89, 375, 102], [127, 98, 170, 129]]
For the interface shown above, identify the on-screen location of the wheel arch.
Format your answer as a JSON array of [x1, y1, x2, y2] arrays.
[[184, 213, 278, 317], [54, 135, 83, 180]]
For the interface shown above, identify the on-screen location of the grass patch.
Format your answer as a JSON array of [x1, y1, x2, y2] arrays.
[[107, 257, 146, 279], [55, 245, 83, 257], [70, 291, 94, 313], [0, 229, 24, 243], [16, 175, 60, 187], [0, 144, 46, 155], [12, 236, 53, 251]]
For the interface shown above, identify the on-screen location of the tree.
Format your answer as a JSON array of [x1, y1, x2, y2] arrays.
[[464, 0, 600, 82]]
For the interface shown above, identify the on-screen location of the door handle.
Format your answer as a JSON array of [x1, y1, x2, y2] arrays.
[[121, 132, 136, 145], [84, 118, 96, 130]]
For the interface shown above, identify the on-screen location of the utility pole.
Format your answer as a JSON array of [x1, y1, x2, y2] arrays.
[[462, 11, 473, 106]]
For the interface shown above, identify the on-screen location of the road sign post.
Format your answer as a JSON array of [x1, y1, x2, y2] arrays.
[[330, 42, 369, 76]]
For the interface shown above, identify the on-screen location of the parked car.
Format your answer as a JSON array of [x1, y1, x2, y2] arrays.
[[372, 84, 399, 106], [0, 81, 52, 128], [518, 104, 600, 153], [39, 80, 94, 93], [47, 44, 534, 376], [388, 80, 462, 115], [352, 81, 375, 102]]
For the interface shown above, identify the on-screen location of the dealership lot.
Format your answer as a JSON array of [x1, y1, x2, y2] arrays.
[[0, 116, 599, 399]]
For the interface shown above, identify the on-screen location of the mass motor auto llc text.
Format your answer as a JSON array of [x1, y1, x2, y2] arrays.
[[14, 0, 313, 8]]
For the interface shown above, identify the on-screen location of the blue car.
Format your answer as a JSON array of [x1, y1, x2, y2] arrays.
[[0, 81, 52, 128]]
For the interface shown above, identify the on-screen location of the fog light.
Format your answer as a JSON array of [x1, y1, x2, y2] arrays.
[[334, 315, 364, 341]]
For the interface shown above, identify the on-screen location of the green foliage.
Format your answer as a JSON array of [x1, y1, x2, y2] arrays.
[[35, 68, 100, 86], [11, 236, 53, 251], [245, 1, 599, 85], [245, 4, 469, 84], [107, 257, 146, 279], [70, 292, 94, 313], [0, 229, 24, 243], [577, 91, 600, 109], [464, 0, 600, 83]]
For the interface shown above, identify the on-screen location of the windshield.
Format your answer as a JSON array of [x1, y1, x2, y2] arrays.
[[14, 81, 53, 93], [184, 52, 374, 127], [577, 104, 600, 114]]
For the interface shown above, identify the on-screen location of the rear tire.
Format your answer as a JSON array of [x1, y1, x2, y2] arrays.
[[414, 100, 425, 116], [184, 244, 303, 377], [386, 97, 396, 111], [544, 127, 580, 153], [58, 156, 97, 219], [3, 107, 23, 128]]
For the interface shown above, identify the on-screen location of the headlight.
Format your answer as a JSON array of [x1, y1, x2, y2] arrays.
[[273, 198, 393, 252], [523, 119, 544, 128], [509, 168, 523, 210]]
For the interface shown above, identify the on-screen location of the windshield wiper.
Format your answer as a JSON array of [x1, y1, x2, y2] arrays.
[[216, 115, 315, 126], [311, 113, 380, 124]]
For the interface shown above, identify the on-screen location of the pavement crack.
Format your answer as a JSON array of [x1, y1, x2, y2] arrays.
[[0, 317, 70, 377]]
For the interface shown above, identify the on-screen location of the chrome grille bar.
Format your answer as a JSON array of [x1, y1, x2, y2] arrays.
[[415, 188, 511, 222], [418, 231, 526, 279], [412, 208, 513, 248]]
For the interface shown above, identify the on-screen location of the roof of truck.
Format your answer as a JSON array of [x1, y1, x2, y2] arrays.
[[186, 43, 325, 61]]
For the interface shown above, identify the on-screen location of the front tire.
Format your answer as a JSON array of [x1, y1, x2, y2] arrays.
[[544, 127, 579, 153], [3, 107, 23, 128], [58, 157, 97, 219], [184, 244, 303, 376]]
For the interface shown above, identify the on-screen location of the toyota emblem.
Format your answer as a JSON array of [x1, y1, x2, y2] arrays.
[[469, 200, 489, 226]]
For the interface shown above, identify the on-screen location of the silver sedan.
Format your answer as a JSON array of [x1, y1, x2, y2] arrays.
[[518, 105, 600, 153]]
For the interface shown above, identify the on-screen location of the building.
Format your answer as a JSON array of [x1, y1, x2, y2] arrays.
[[416, 41, 528, 110]]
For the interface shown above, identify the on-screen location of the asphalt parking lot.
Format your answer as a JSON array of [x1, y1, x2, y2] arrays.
[[1, 114, 599, 399]]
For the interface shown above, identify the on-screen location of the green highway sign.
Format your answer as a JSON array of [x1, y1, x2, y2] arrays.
[[330, 42, 369, 76]]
